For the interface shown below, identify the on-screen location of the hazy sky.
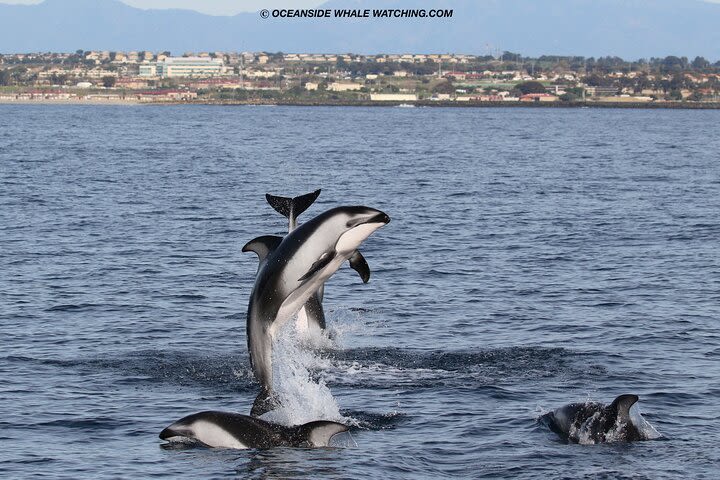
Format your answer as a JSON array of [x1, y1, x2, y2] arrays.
[[1, 0, 323, 15], [2, 0, 720, 16]]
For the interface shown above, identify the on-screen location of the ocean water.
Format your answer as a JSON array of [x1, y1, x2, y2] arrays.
[[1, 104, 719, 479]]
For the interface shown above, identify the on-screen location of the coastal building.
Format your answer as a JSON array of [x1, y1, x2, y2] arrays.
[[595, 95, 653, 103], [6, 90, 73, 101], [305, 82, 319, 91], [187, 78, 244, 89], [444, 71, 466, 80], [116, 77, 150, 89], [139, 64, 159, 77], [245, 70, 276, 79], [328, 82, 362, 92], [519, 93, 558, 102], [83, 68, 118, 79], [139, 57, 225, 78], [585, 86, 618, 97], [136, 90, 198, 101], [370, 93, 418, 101]]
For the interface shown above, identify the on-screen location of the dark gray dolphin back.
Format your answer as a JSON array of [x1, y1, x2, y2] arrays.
[[540, 394, 644, 443]]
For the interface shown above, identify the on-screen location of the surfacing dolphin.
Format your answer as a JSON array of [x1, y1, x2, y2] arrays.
[[257, 189, 370, 333], [160, 411, 348, 449], [539, 394, 655, 444], [242, 205, 390, 416]]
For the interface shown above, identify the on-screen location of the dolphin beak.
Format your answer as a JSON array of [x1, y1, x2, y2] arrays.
[[367, 211, 390, 225], [159, 426, 180, 440]]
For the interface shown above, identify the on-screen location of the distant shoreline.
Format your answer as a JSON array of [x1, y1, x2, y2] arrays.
[[2, 97, 720, 110]]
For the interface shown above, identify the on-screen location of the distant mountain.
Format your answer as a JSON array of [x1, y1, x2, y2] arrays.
[[0, 0, 719, 60]]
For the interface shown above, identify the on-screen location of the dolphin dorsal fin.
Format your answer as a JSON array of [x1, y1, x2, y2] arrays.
[[298, 421, 349, 447], [242, 235, 283, 263], [609, 394, 639, 422], [348, 250, 371, 283], [266, 189, 321, 230]]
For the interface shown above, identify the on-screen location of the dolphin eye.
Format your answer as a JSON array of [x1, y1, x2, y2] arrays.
[[346, 218, 365, 228]]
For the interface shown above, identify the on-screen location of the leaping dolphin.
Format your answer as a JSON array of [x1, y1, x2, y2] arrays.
[[255, 189, 370, 333], [160, 411, 349, 449], [539, 394, 655, 443], [242, 205, 390, 416]]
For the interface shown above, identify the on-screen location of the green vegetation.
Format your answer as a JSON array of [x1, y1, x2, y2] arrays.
[[515, 81, 547, 94]]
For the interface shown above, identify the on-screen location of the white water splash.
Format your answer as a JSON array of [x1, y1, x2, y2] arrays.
[[260, 316, 348, 427], [629, 404, 663, 440]]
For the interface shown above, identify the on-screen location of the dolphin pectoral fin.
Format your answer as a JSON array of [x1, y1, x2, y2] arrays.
[[266, 189, 321, 230], [610, 394, 639, 422], [296, 421, 350, 447], [348, 250, 371, 283], [242, 235, 283, 262], [298, 252, 335, 282], [251, 388, 279, 417]]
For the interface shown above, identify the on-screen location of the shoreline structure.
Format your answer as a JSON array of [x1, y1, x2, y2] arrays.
[[3, 50, 720, 109], [1, 97, 719, 109]]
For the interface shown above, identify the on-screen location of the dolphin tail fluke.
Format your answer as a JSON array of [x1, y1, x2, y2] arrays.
[[295, 421, 349, 447], [250, 388, 279, 417], [266, 189, 321, 230]]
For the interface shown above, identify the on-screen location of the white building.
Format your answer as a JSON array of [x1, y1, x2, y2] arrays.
[[139, 57, 225, 78], [328, 82, 362, 92], [139, 64, 159, 77], [370, 93, 417, 102]]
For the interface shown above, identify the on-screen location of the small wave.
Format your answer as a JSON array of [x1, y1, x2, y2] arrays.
[[37, 417, 125, 431], [314, 346, 599, 393], [325, 346, 579, 373], [31, 350, 256, 393], [1, 457, 57, 465], [341, 410, 409, 430], [167, 294, 207, 300], [45, 303, 100, 312]]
